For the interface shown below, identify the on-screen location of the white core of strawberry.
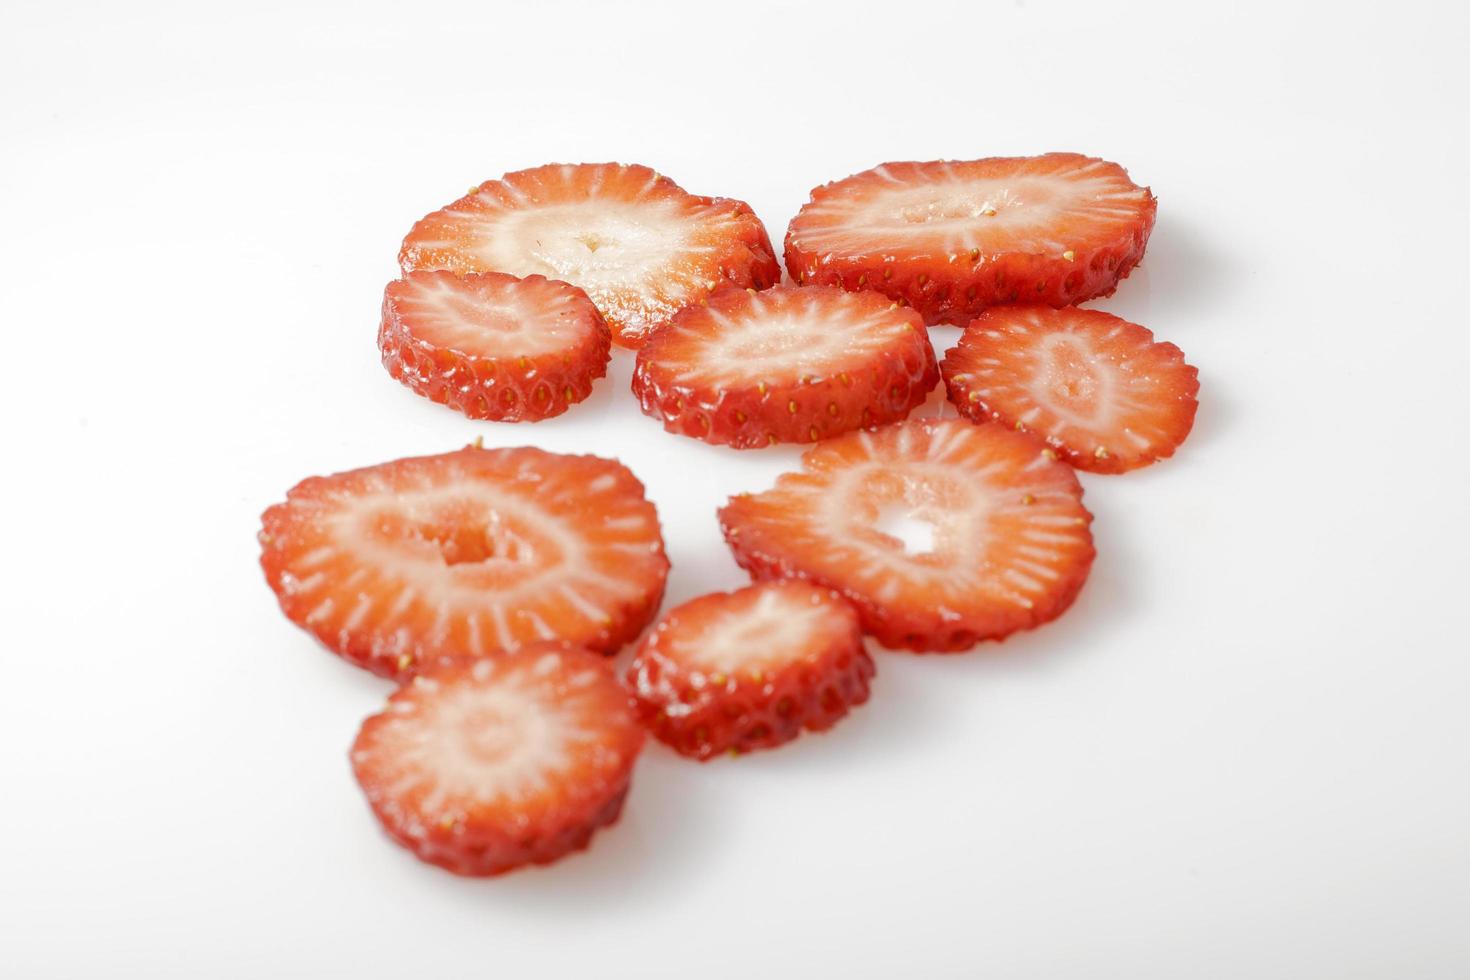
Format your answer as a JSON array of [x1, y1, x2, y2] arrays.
[[396, 275, 594, 357], [455, 199, 697, 302], [674, 588, 837, 674], [664, 292, 909, 387], [795, 161, 1149, 257]]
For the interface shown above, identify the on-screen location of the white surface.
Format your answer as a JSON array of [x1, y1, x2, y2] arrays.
[[3, 1, 1467, 977]]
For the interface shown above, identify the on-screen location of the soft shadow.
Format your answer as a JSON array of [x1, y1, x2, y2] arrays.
[[1101, 216, 1230, 326]]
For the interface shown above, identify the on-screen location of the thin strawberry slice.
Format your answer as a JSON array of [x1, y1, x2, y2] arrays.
[[258, 445, 669, 680], [399, 163, 780, 349], [378, 270, 610, 422], [632, 285, 938, 448], [943, 306, 1199, 473], [719, 419, 1094, 651], [785, 153, 1156, 324], [351, 646, 644, 876], [626, 581, 873, 760]]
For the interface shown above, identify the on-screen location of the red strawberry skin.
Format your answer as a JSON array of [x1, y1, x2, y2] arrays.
[[632, 285, 938, 448], [719, 419, 1095, 651], [942, 306, 1200, 473], [398, 163, 781, 349], [258, 446, 669, 681], [626, 581, 874, 760], [351, 647, 643, 876], [378, 271, 610, 422], [785, 153, 1156, 324]]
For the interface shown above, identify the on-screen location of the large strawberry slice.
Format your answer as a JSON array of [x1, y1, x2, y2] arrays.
[[259, 445, 669, 680], [399, 163, 780, 349], [378, 271, 611, 422], [626, 581, 873, 760], [632, 285, 938, 448], [719, 419, 1094, 651], [351, 646, 644, 876], [785, 153, 1156, 324], [942, 306, 1199, 473]]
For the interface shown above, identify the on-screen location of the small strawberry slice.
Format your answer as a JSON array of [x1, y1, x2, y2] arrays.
[[785, 153, 1156, 324], [719, 418, 1094, 651], [942, 306, 1199, 473], [259, 445, 669, 680], [626, 581, 873, 760], [378, 270, 610, 422], [632, 285, 939, 448], [399, 163, 780, 349], [351, 646, 644, 876]]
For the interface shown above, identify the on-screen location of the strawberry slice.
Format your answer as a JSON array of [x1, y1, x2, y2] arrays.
[[399, 163, 780, 349], [631, 284, 939, 448], [942, 306, 1199, 473], [626, 581, 873, 760], [351, 646, 644, 876], [378, 270, 610, 422], [719, 419, 1094, 651], [258, 445, 670, 680], [785, 153, 1156, 324]]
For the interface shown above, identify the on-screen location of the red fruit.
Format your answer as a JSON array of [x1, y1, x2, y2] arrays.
[[785, 153, 1156, 324], [632, 284, 938, 448], [626, 581, 873, 760], [259, 445, 669, 680], [942, 306, 1199, 473], [378, 270, 610, 422], [351, 646, 644, 876], [399, 163, 780, 349], [719, 418, 1094, 651]]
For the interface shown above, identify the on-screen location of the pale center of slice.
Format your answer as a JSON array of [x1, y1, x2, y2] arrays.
[[676, 589, 832, 675], [474, 200, 695, 296]]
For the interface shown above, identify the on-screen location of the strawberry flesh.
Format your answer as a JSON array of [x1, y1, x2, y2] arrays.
[[259, 446, 670, 680], [351, 647, 644, 876], [626, 581, 873, 759], [719, 419, 1094, 651], [379, 270, 611, 421], [632, 284, 938, 448], [942, 306, 1199, 473], [399, 163, 780, 349], [785, 153, 1156, 323]]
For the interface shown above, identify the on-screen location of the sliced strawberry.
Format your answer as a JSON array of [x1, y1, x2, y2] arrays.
[[378, 270, 610, 422], [258, 445, 669, 680], [399, 163, 780, 349], [943, 306, 1199, 473], [631, 284, 938, 448], [785, 153, 1156, 324], [351, 646, 644, 876], [626, 581, 873, 760], [719, 418, 1094, 651]]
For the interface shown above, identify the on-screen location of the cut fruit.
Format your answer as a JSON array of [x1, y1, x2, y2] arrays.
[[719, 418, 1094, 651], [632, 284, 938, 448], [399, 163, 780, 349], [258, 445, 669, 680], [626, 581, 873, 760], [351, 647, 644, 876], [785, 153, 1156, 324], [378, 270, 611, 422], [942, 306, 1199, 473]]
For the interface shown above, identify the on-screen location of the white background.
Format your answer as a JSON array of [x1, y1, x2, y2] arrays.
[[3, 1, 1467, 976]]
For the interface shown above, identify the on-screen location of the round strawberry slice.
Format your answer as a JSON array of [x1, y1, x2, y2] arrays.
[[943, 306, 1199, 473], [258, 445, 670, 680], [785, 153, 1157, 324], [632, 284, 939, 448], [719, 418, 1095, 651], [399, 163, 780, 349], [626, 581, 873, 760], [351, 646, 644, 876], [378, 270, 611, 422]]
